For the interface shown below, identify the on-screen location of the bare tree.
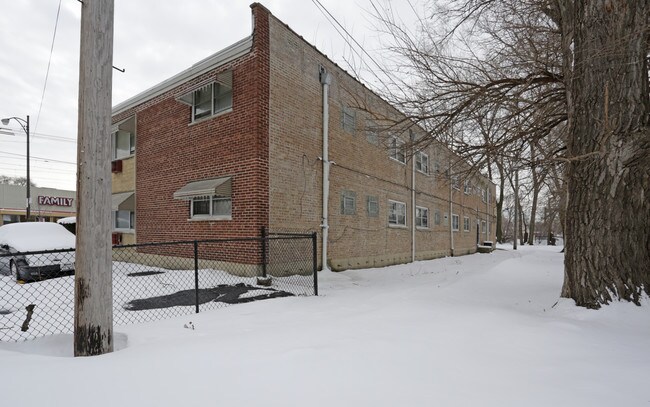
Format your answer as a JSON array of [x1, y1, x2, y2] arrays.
[[367, 0, 649, 307]]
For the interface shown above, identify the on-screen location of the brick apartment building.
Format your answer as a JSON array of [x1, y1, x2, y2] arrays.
[[110, 3, 496, 271]]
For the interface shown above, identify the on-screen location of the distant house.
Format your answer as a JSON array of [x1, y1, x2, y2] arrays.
[[0, 184, 75, 225], [110, 3, 496, 270]]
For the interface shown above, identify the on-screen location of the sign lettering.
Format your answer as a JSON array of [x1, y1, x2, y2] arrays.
[[38, 196, 74, 207]]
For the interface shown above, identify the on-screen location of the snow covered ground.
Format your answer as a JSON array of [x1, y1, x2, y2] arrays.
[[1, 244, 648, 406]]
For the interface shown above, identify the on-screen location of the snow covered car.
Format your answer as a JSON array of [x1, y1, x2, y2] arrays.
[[0, 222, 76, 282]]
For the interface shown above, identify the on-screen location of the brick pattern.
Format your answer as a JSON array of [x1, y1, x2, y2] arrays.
[[266, 12, 497, 269], [111, 4, 496, 270]]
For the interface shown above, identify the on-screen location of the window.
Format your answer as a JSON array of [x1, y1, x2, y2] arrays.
[[194, 82, 232, 121], [191, 196, 232, 218], [451, 175, 460, 190], [366, 119, 379, 145], [367, 196, 379, 217], [416, 206, 429, 228], [389, 136, 406, 164], [434, 210, 441, 225], [388, 200, 406, 226], [180, 71, 233, 122], [415, 151, 429, 174], [452, 214, 459, 231], [463, 216, 470, 232], [173, 176, 232, 220], [340, 190, 356, 215], [481, 187, 488, 203], [342, 106, 356, 133], [111, 116, 136, 161], [464, 180, 471, 194], [113, 210, 134, 230]]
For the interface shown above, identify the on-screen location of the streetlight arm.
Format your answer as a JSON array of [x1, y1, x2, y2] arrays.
[[1, 115, 30, 219], [1, 116, 28, 134]]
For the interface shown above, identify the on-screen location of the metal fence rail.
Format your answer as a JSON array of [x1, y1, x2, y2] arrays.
[[0, 232, 317, 342]]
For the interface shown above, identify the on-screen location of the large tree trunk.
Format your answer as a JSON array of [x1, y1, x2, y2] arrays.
[[495, 161, 506, 243], [562, 0, 650, 308]]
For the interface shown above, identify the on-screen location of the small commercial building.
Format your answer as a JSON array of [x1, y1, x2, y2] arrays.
[[0, 184, 76, 225], [110, 3, 497, 270]]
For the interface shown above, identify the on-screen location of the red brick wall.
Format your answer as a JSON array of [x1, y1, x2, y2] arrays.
[[112, 4, 272, 264]]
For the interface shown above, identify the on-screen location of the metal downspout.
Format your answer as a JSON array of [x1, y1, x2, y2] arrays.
[[319, 67, 332, 271]]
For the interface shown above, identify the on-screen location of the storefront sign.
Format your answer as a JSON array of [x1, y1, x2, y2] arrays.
[[38, 196, 74, 207]]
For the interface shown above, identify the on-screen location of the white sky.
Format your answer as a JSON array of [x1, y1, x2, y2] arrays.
[[0, 0, 413, 191]]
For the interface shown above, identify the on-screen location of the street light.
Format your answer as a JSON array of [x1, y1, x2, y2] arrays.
[[1, 115, 30, 220]]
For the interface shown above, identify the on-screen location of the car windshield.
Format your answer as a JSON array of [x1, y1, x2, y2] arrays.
[[0, 222, 76, 252]]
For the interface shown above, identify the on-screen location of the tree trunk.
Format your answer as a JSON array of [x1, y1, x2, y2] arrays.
[[495, 161, 505, 243], [562, 0, 650, 308]]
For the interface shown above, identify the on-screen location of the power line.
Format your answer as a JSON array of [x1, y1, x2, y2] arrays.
[[310, 0, 399, 90], [0, 151, 76, 165], [33, 0, 63, 134]]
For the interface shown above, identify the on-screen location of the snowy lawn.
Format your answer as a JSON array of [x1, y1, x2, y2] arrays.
[[1, 244, 648, 406]]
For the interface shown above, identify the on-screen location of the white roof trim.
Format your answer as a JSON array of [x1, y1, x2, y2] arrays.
[[112, 36, 253, 115]]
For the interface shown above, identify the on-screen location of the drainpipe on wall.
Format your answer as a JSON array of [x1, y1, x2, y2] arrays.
[[411, 132, 416, 263], [319, 66, 332, 271], [449, 165, 454, 257]]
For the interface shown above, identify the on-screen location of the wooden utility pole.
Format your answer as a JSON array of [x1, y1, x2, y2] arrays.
[[74, 0, 114, 356]]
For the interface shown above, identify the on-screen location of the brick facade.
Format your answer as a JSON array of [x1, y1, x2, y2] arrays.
[[111, 3, 497, 270]]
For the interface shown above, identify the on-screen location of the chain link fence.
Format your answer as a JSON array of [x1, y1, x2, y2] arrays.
[[1, 231, 317, 342]]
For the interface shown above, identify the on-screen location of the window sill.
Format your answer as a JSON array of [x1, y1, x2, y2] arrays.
[[416, 226, 429, 230], [389, 157, 407, 165], [113, 228, 135, 234], [112, 155, 134, 162], [416, 170, 429, 176], [189, 108, 233, 126], [188, 215, 232, 222], [388, 223, 408, 229]]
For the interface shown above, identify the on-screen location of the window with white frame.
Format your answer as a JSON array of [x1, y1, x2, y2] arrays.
[[191, 196, 232, 218], [388, 200, 406, 226], [365, 119, 379, 145], [463, 216, 470, 232], [111, 116, 136, 161], [416, 206, 429, 228], [415, 151, 429, 174], [342, 106, 356, 133], [464, 179, 471, 194], [451, 175, 460, 190], [481, 188, 488, 203], [452, 214, 460, 231], [389, 136, 406, 164], [367, 195, 379, 217], [113, 210, 135, 230], [183, 71, 233, 122], [340, 190, 356, 215]]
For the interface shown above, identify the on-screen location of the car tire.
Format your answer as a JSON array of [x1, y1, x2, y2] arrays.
[[10, 260, 21, 282]]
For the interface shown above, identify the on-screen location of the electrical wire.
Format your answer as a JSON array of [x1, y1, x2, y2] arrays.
[[33, 0, 63, 134]]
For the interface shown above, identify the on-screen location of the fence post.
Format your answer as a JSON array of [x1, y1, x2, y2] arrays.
[[261, 226, 267, 278], [312, 231, 318, 296], [194, 240, 199, 314]]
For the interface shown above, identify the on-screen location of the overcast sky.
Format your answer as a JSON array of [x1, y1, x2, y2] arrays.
[[0, 0, 416, 191]]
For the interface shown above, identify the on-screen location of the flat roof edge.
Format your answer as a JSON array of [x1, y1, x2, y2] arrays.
[[112, 36, 253, 116]]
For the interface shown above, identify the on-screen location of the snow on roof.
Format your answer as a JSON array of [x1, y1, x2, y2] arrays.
[[56, 217, 76, 225], [0, 222, 75, 252]]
